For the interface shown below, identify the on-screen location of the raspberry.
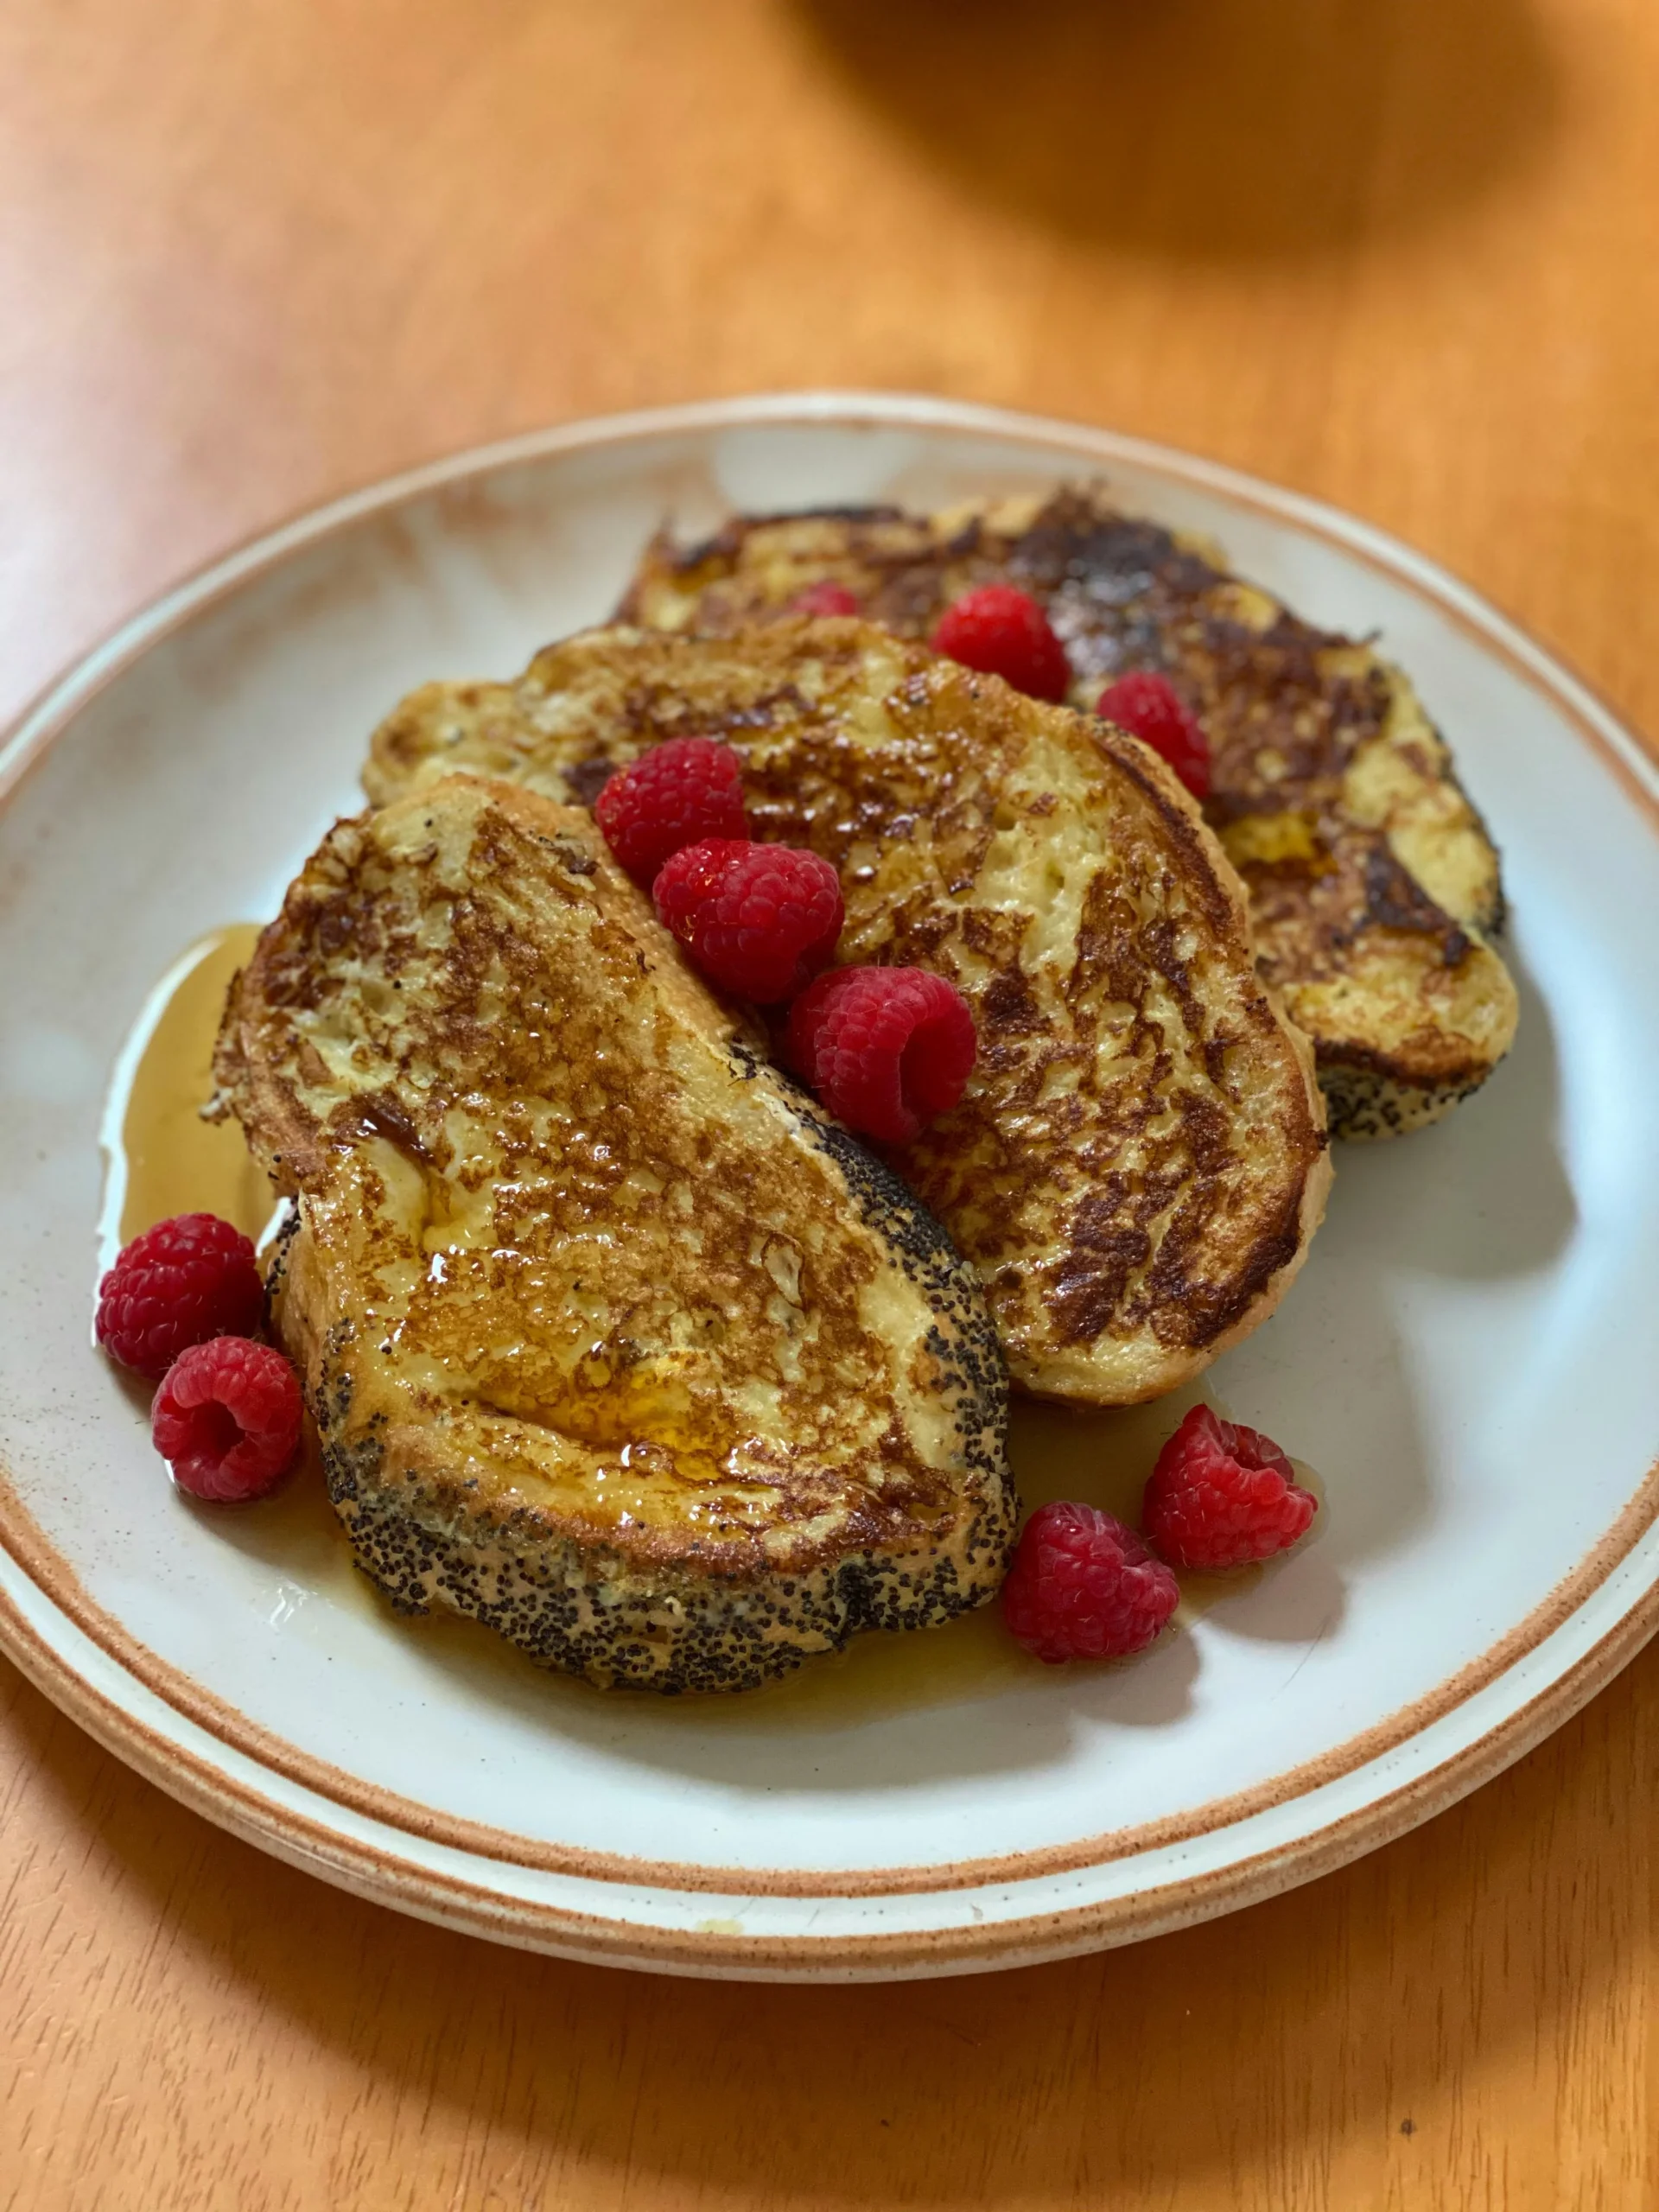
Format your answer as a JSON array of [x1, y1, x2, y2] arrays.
[[786, 965, 976, 1145], [594, 736, 748, 886], [790, 582, 861, 617], [653, 838, 844, 1003], [1097, 671, 1211, 799], [151, 1337, 302, 1503], [96, 1212, 266, 1382], [1141, 1404, 1316, 1570], [1002, 1502, 1179, 1662], [929, 585, 1071, 703]]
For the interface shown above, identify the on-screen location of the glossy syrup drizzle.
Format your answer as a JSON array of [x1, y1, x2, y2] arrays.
[[100, 923, 270, 1258], [103, 925, 1262, 1723]]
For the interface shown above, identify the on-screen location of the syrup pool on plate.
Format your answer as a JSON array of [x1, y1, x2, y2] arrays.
[[98, 923, 376, 1610], [99, 924, 271, 1255], [101, 926, 1265, 1720]]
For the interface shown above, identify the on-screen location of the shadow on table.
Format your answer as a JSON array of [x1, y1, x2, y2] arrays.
[[10, 1634, 1649, 2206], [785, 0, 1561, 259]]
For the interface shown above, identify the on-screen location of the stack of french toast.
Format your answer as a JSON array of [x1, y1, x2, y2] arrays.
[[213, 486, 1516, 1692]]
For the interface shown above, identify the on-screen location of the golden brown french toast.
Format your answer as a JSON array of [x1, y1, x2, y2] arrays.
[[215, 778, 1013, 1693], [619, 489, 1520, 1138], [364, 621, 1332, 1406]]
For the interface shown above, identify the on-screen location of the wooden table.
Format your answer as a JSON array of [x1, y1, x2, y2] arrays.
[[3, 3, 1656, 2203]]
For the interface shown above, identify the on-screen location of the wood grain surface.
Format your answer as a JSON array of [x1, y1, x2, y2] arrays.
[[3, 2, 1657, 2204]]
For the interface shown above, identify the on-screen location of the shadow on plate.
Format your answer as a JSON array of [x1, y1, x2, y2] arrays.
[[787, 0, 1561, 260], [1331, 950, 1573, 1283], [1205, 933, 1571, 1592], [380, 1531, 1202, 1798], [213, 940, 1568, 1777]]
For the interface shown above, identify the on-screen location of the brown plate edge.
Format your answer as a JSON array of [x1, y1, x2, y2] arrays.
[[3, 1544, 1657, 1981], [3, 1460, 1658, 1902]]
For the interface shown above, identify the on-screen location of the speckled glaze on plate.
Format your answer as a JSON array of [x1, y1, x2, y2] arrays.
[[2, 394, 1656, 1982]]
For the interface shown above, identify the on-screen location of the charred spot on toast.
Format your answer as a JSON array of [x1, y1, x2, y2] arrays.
[[613, 486, 1517, 1130]]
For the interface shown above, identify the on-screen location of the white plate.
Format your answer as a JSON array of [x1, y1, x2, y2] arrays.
[[2, 394, 1656, 1983]]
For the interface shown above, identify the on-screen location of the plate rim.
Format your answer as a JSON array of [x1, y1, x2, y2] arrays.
[[5, 1560, 1656, 1980], [3, 389, 1657, 1975], [3, 1465, 1656, 1901]]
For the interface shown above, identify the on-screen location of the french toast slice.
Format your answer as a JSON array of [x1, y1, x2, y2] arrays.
[[364, 621, 1332, 1406], [619, 488, 1520, 1139], [214, 778, 1013, 1693]]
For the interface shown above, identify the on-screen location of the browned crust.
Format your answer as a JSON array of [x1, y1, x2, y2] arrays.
[[363, 622, 1333, 1404], [1313, 1031, 1493, 1091], [215, 779, 1014, 1691], [619, 488, 1518, 1127]]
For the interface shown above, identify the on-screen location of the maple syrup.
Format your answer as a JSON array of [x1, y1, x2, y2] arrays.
[[696, 1382, 1222, 1724], [101, 924, 270, 1254], [99, 925, 379, 1624], [101, 927, 1270, 1724]]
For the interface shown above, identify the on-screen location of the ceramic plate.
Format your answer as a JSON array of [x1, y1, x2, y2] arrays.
[[3, 395, 1656, 1983]]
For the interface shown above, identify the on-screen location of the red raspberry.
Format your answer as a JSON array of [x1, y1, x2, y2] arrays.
[[929, 585, 1071, 703], [653, 838, 844, 1003], [786, 965, 976, 1145], [151, 1337, 302, 1503], [1002, 1502, 1179, 1662], [1097, 671, 1211, 799], [594, 736, 748, 886], [1141, 1404, 1316, 1570], [790, 581, 861, 617], [96, 1212, 266, 1382]]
